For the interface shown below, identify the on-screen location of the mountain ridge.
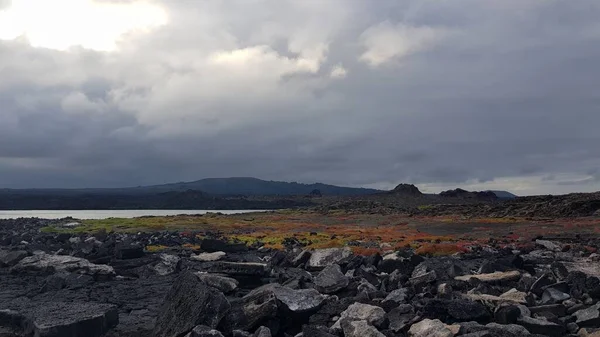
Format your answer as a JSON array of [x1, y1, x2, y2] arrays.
[[0, 177, 518, 198]]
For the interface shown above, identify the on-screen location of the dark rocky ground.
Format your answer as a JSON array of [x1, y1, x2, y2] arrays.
[[317, 191, 600, 218], [3, 217, 600, 337]]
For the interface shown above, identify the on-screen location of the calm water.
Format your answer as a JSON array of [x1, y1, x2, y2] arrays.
[[0, 209, 268, 220]]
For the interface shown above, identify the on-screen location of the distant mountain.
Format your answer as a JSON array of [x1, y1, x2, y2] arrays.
[[439, 188, 498, 201], [0, 177, 381, 197], [488, 190, 518, 199], [138, 177, 381, 196]]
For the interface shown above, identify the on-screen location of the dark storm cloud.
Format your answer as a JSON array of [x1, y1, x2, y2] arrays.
[[0, 0, 600, 195]]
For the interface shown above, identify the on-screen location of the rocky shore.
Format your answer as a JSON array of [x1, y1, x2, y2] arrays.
[[3, 218, 600, 336]]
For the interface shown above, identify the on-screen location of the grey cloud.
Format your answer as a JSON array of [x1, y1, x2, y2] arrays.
[[0, 0, 600, 194]]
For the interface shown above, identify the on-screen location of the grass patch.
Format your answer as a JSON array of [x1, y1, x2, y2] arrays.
[[145, 245, 169, 253], [415, 243, 467, 256]]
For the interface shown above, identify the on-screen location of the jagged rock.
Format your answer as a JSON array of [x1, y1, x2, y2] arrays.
[[196, 273, 239, 293], [535, 239, 562, 252], [541, 287, 571, 304], [455, 271, 521, 283], [409, 271, 437, 287], [185, 325, 225, 337], [309, 297, 357, 326], [574, 304, 600, 327], [0, 250, 27, 267], [153, 272, 231, 337], [10, 253, 115, 277], [253, 326, 272, 337], [408, 319, 453, 337], [206, 262, 268, 277], [315, 264, 349, 294], [409, 258, 465, 284], [307, 248, 352, 269], [383, 288, 410, 306], [332, 303, 385, 331], [341, 319, 385, 337], [530, 273, 555, 296], [220, 285, 278, 333], [387, 305, 416, 332], [192, 252, 226, 262], [378, 253, 418, 274], [292, 250, 311, 267], [550, 262, 569, 280], [270, 285, 325, 313], [39, 272, 94, 292], [153, 254, 181, 276], [517, 316, 566, 337]]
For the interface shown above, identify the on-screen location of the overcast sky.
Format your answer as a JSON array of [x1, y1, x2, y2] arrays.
[[1, 0, 599, 195]]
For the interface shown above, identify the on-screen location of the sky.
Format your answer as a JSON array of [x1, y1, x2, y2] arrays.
[[1, 0, 600, 195]]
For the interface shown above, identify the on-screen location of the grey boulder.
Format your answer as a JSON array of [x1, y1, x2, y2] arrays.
[[307, 248, 352, 269], [341, 319, 385, 337], [315, 264, 349, 294], [271, 285, 325, 313], [408, 319, 453, 337], [332, 303, 386, 331]]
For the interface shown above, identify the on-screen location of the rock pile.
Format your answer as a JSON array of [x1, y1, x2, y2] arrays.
[[3, 220, 600, 336]]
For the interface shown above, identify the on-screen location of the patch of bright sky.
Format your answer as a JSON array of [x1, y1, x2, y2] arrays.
[[0, 0, 167, 51]]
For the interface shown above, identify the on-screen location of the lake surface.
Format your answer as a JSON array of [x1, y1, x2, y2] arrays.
[[0, 210, 268, 220]]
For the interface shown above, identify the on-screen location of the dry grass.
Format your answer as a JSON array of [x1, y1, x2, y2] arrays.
[[38, 210, 600, 253]]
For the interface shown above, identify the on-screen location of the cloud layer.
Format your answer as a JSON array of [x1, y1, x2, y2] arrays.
[[1, 0, 600, 195]]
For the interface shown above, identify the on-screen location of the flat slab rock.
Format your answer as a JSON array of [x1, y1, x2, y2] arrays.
[[1, 302, 118, 337], [455, 270, 521, 283], [10, 253, 115, 277], [206, 262, 268, 276], [192, 252, 226, 262]]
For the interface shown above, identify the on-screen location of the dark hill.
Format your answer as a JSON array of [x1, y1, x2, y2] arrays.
[[439, 188, 498, 201], [0, 178, 381, 197], [390, 183, 423, 196], [116, 177, 381, 196], [488, 190, 518, 199]]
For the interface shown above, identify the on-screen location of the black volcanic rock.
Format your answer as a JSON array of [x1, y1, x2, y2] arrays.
[[153, 272, 230, 337], [391, 184, 422, 196]]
